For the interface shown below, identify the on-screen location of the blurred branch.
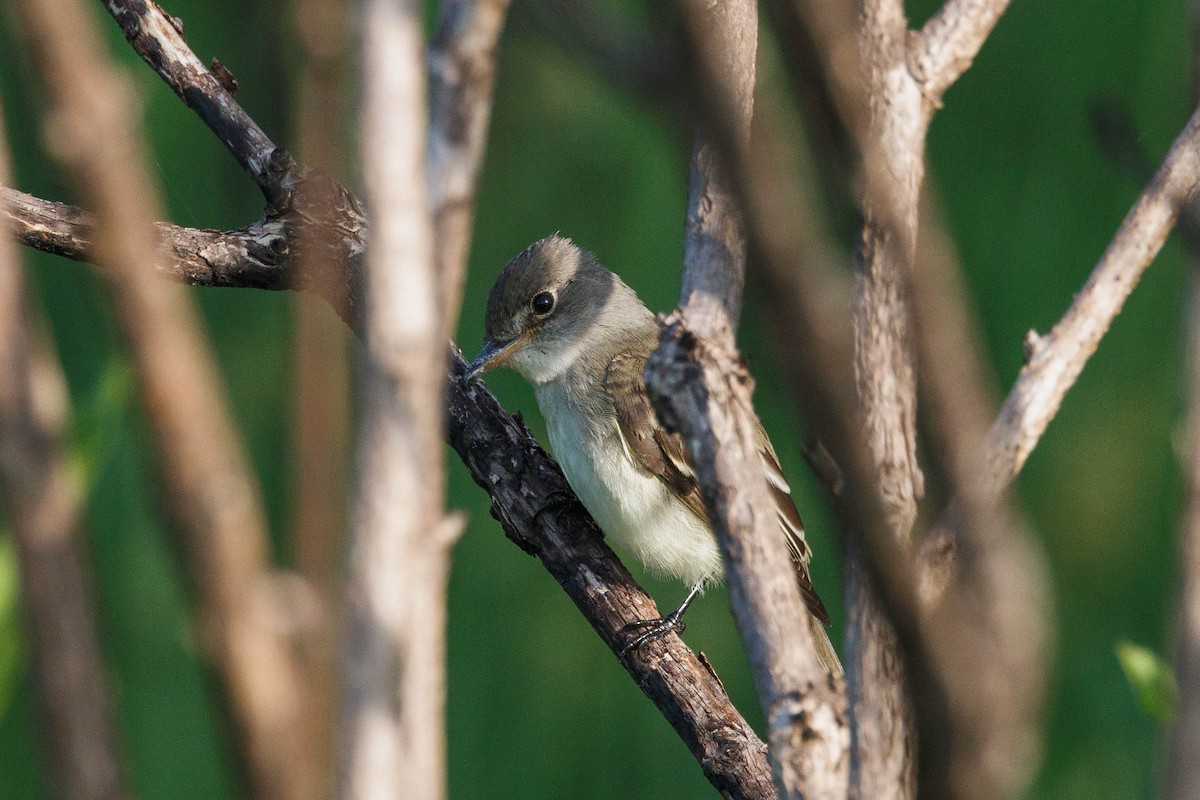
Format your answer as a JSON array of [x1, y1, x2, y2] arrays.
[[0, 102, 125, 800], [428, 0, 512, 337], [9, 1, 318, 799], [289, 0, 352, 792], [1165, 227, 1200, 800], [338, 0, 453, 796], [0, 0, 784, 796]]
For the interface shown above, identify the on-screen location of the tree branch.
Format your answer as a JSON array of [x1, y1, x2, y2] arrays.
[[909, 0, 1012, 102], [919, 100, 1200, 583], [0, 2, 782, 796], [649, 4, 849, 799], [0, 99, 125, 800], [338, 0, 452, 796], [9, 0, 318, 797]]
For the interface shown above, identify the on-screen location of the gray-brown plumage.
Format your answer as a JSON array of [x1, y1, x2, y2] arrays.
[[468, 236, 836, 669]]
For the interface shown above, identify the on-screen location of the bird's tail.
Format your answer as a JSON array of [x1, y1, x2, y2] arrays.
[[807, 612, 844, 677]]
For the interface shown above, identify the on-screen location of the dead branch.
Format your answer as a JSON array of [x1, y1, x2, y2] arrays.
[[0, 101, 125, 800], [9, 0, 317, 798], [0, 0, 785, 796], [976, 105, 1200, 513], [649, 4, 849, 799]]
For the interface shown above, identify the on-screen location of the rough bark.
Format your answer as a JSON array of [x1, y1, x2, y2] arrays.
[[652, 4, 850, 799], [447, 352, 779, 800]]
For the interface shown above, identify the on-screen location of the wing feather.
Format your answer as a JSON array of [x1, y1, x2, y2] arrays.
[[604, 352, 830, 625]]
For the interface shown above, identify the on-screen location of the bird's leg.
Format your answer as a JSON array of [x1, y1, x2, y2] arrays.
[[620, 582, 703, 655]]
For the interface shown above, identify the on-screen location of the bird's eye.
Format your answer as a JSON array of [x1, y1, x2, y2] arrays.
[[531, 291, 555, 316]]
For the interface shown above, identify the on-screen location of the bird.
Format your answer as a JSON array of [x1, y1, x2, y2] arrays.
[[467, 235, 840, 672]]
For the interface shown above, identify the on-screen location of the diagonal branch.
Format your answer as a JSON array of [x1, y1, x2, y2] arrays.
[[10, 0, 318, 797], [1, 2, 780, 796], [909, 0, 1012, 102], [922, 101, 1200, 584]]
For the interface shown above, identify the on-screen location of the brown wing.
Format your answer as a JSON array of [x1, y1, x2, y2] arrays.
[[604, 352, 830, 625], [604, 352, 709, 523], [757, 429, 831, 625]]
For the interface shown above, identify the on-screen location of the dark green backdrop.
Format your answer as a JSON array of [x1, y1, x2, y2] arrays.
[[0, 0, 1190, 798]]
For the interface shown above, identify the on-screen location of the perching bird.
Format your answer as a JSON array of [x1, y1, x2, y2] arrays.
[[467, 236, 839, 672]]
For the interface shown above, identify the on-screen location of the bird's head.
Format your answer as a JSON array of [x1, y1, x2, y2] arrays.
[[467, 236, 651, 384]]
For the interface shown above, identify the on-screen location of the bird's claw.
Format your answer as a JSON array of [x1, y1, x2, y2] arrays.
[[619, 612, 687, 656]]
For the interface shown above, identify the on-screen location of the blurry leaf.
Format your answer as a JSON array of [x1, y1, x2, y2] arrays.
[[1116, 640, 1177, 724], [68, 358, 134, 495], [0, 532, 25, 724]]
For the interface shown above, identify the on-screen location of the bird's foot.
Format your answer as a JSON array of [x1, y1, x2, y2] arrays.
[[620, 609, 687, 656]]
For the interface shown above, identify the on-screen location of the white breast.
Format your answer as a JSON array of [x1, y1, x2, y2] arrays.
[[536, 382, 723, 588]]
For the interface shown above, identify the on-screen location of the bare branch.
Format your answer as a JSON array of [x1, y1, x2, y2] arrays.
[[427, 0, 511, 337], [0, 99, 125, 800], [338, 0, 453, 797], [289, 0, 353, 791], [2, 186, 293, 289], [10, 1, 317, 798], [447, 353, 779, 800], [2, 3, 786, 795], [976, 104, 1200, 511], [652, 4, 849, 798], [909, 0, 1012, 101], [101, 0, 288, 203]]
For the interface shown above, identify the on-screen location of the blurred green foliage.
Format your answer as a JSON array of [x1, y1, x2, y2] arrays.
[[1117, 640, 1178, 725], [0, 0, 1193, 798]]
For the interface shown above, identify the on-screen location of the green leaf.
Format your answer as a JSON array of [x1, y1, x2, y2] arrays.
[[1116, 640, 1177, 724]]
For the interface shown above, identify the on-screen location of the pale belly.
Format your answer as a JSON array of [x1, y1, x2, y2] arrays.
[[538, 390, 723, 587]]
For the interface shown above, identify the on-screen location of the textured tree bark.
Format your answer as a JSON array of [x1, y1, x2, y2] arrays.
[[651, 4, 850, 799], [0, 102, 125, 800]]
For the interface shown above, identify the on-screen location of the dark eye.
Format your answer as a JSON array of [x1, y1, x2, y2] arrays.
[[531, 291, 555, 316]]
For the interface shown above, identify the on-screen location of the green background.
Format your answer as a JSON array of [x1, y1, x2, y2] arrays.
[[0, 0, 1191, 797]]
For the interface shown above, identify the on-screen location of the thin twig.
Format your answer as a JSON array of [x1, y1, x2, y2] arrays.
[[0, 97, 125, 800], [9, 1, 317, 798], [970, 104, 1200, 525]]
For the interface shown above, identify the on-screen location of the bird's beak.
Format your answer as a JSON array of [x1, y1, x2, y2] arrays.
[[466, 334, 526, 380]]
